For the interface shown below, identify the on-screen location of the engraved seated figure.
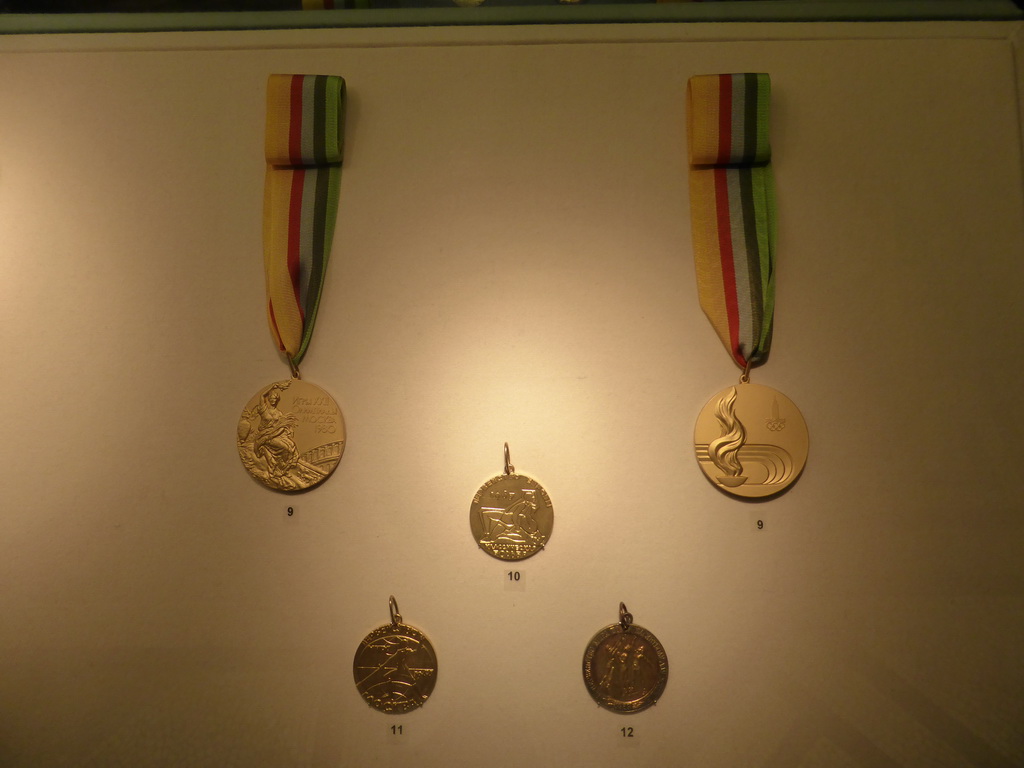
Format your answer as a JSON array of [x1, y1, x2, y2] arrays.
[[251, 386, 299, 479]]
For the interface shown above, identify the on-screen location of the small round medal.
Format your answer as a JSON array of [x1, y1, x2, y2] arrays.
[[694, 381, 808, 499], [353, 597, 438, 714], [469, 444, 553, 561], [582, 604, 668, 714], [237, 378, 345, 492]]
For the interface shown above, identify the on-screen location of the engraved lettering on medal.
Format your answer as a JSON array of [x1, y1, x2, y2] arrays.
[[292, 396, 339, 433]]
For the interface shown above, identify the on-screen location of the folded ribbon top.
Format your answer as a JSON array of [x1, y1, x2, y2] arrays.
[[688, 73, 771, 167], [266, 74, 345, 168]]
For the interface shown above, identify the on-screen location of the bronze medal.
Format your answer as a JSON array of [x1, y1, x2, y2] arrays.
[[237, 378, 345, 492], [694, 381, 808, 499], [353, 597, 438, 714], [582, 603, 668, 714], [469, 444, 553, 561]]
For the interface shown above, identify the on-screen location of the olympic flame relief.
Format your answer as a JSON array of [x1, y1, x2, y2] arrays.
[[694, 382, 806, 498], [709, 386, 748, 487]]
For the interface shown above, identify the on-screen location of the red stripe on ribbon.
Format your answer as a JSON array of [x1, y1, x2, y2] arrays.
[[287, 169, 306, 322], [713, 168, 743, 366], [288, 75, 304, 166], [717, 74, 732, 165], [268, 301, 284, 350]]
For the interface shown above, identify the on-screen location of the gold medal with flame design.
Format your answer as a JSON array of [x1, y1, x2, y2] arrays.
[[694, 382, 808, 498], [237, 379, 345, 492]]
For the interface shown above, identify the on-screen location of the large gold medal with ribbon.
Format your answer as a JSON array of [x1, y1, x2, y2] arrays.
[[687, 74, 808, 498], [237, 74, 347, 492]]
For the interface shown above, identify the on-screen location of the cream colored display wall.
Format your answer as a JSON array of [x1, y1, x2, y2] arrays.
[[1, 21, 1022, 768]]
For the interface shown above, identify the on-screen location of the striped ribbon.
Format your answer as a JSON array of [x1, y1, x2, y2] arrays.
[[687, 73, 776, 370], [263, 74, 345, 367]]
